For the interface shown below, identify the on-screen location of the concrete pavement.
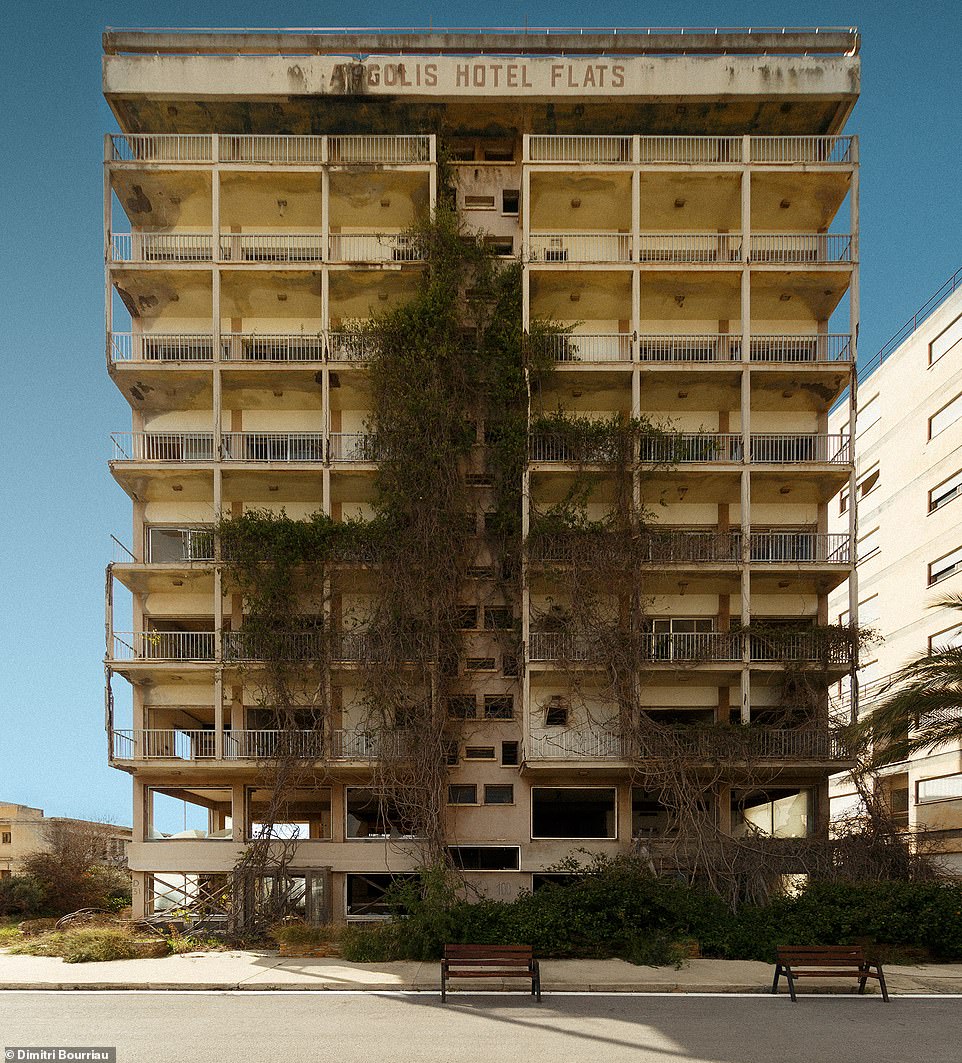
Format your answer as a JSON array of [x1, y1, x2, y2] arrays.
[[2, 948, 962, 993]]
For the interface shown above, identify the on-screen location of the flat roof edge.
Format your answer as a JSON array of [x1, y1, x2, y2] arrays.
[[102, 28, 860, 57]]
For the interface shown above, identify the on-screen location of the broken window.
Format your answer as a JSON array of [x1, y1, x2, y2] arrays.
[[484, 784, 514, 805], [531, 787, 617, 839], [483, 695, 514, 720], [246, 788, 332, 841], [345, 873, 418, 918], [500, 741, 520, 766], [447, 695, 477, 720], [448, 846, 520, 870], [346, 788, 418, 840], [732, 788, 814, 838], [447, 784, 478, 805]]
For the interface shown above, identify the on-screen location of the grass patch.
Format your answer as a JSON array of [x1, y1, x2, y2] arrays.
[[10, 927, 162, 963], [165, 929, 226, 955], [0, 923, 22, 947], [271, 922, 340, 949]]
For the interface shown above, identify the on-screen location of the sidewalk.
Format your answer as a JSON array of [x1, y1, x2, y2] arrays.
[[2, 949, 962, 993]]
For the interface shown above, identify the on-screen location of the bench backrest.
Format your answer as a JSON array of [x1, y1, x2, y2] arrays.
[[444, 944, 533, 961], [777, 945, 866, 964]]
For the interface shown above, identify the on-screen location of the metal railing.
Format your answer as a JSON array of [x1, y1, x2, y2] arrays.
[[637, 233, 742, 263], [528, 233, 631, 263], [225, 730, 326, 758], [110, 535, 136, 564], [221, 332, 326, 361], [109, 133, 432, 165], [544, 333, 632, 362], [634, 727, 846, 759], [638, 433, 743, 463], [749, 334, 852, 362], [328, 135, 431, 164], [329, 433, 380, 462], [109, 332, 215, 362], [327, 332, 378, 361], [110, 432, 215, 462], [749, 136, 855, 164], [111, 631, 216, 661], [109, 134, 213, 163], [526, 136, 853, 165], [329, 233, 421, 262], [748, 532, 850, 563], [112, 729, 217, 760], [527, 630, 741, 663], [637, 334, 741, 362], [528, 727, 623, 759], [219, 134, 325, 164], [110, 232, 213, 262], [222, 432, 326, 463], [750, 632, 853, 665], [528, 135, 632, 163], [748, 433, 851, 464], [222, 630, 325, 662], [219, 233, 324, 263], [750, 233, 853, 264]]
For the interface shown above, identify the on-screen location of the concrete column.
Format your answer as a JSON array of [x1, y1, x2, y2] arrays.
[[847, 149, 861, 722], [130, 870, 148, 920], [232, 782, 246, 842], [739, 172, 752, 722]]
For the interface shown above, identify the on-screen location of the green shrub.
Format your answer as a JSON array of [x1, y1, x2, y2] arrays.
[[11, 927, 152, 963], [271, 922, 339, 949], [0, 875, 47, 919]]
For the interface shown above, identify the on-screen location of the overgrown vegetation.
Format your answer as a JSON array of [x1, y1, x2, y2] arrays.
[[334, 857, 962, 965]]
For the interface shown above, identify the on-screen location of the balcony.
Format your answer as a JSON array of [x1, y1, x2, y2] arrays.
[[329, 433, 380, 463], [109, 133, 433, 166], [635, 334, 852, 364], [109, 333, 215, 362], [527, 630, 853, 667], [327, 332, 377, 362], [328, 234, 420, 263], [111, 631, 216, 662], [111, 727, 408, 762], [219, 233, 324, 263], [528, 433, 851, 465], [528, 233, 631, 264], [638, 334, 741, 363], [525, 135, 854, 166], [110, 232, 213, 263], [111, 433, 215, 462], [221, 333, 326, 362], [749, 233, 853, 264], [542, 333, 632, 363], [637, 233, 742, 264], [222, 432, 325, 463], [525, 725, 848, 761], [222, 631, 325, 663]]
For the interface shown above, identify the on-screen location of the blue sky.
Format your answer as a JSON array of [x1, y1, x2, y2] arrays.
[[0, 1, 960, 828]]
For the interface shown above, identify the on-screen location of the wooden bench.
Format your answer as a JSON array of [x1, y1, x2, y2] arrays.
[[440, 944, 541, 1002], [772, 945, 889, 1002]]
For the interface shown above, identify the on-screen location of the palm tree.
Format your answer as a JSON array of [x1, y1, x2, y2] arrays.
[[858, 596, 962, 767]]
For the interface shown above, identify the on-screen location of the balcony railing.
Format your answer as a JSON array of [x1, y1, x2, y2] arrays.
[[638, 334, 741, 363], [749, 136, 855, 165], [112, 729, 217, 760], [109, 133, 433, 165], [109, 333, 215, 362], [527, 135, 854, 165], [219, 233, 324, 263], [543, 333, 633, 362], [222, 432, 326, 463], [222, 631, 325, 662], [329, 433, 380, 463], [528, 727, 623, 759], [528, 233, 631, 263], [637, 233, 742, 263], [111, 432, 215, 462], [749, 334, 852, 362], [750, 233, 854, 264], [327, 332, 378, 361], [219, 135, 325, 164], [748, 532, 850, 564], [329, 234, 420, 262], [110, 232, 213, 263], [527, 631, 741, 663], [748, 433, 851, 464], [145, 527, 215, 563], [111, 727, 408, 761], [111, 631, 216, 661], [220, 332, 326, 362]]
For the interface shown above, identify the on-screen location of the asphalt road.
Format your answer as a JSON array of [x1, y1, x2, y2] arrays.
[[2, 992, 960, 1063]]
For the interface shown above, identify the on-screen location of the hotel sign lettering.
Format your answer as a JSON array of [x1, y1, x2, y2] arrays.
[[328, 58, 628, 94]]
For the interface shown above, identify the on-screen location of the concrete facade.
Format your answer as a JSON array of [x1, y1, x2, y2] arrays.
[[829, 279, 962, 871], [102, 28, 860, 921]]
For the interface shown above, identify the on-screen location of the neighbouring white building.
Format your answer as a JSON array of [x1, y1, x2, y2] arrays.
[[829, 274, 962, 871]]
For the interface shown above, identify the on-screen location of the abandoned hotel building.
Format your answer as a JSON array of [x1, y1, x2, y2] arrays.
[[103, 28, 862, 922]]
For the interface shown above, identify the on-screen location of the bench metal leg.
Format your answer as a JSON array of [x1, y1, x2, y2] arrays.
[[440, 968, 446, 1003], [877, 968, 890, 1003], [771, 966, 782, 995], [786, 969, 798, 1002]]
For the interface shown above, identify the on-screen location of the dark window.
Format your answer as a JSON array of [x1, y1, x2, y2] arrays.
[[502, 190, 520, 215], [447, 696, 477, 720], [448, 846, 520, 870], [346, 873, 418, 917], [1, 832, 10, 845], [448, 784, 478, 805], [532, 873, 580, 891], [464, 194, 496, 209], [465, 658, 497, 671], [464, 746, 496, 760], [483, 695, 514, 720], [532, 787, 617, 839], [485, 236, 514, 256], [346, 789, 417, 839], [457, 606, 479, 629], [485, 607, 514, 630], [501, 740, 520, 766], [484, 784, 514, 805], [502, 655, 520, 677], [544, 698, 569, 727], [445, 741, 460, 766]]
